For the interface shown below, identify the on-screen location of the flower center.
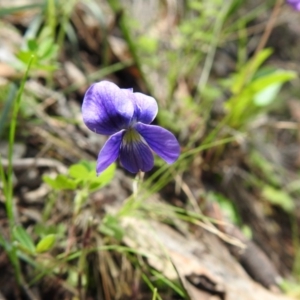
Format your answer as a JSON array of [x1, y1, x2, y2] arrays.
[[123, 128, 141, 145]]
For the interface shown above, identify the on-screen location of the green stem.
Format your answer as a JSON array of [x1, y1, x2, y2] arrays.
[[7, 57, 33, 227], [5, 56, 34, 284]]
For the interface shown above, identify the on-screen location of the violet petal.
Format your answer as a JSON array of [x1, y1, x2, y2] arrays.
[[287, 0, 300, 10], [119, 135, 154, 173], [135, 123, 180, 164], [122, 89, 158, 124], [82, 81, 134, 135], [96, 130, 124, 174]]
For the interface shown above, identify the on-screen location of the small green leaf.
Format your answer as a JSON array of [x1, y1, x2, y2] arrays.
[[262, 186, 294, 213], [13, 226, 36, 254], [254, 83, 281, 106], [88, 180, 103, 192], [209, 192, 240, 224], [232, 48, 273, 94], [36, 234, 56, 253], [241, 225, 252, 239], [251, 70, 296, 94], [43, 174, 77, 190], [280, 279, 300, 296], [17, 51, 37, 65], [27, 39, 38, 52], [249, 151, 281, 186], [88, 163, 116, 191], [38, 40, 58, 60], [34, 63, 57, 71], [37, 38, 53, 57], [79, 160, 97, 172], [137, 36, 158, 54], [69, 164, 90, 180]]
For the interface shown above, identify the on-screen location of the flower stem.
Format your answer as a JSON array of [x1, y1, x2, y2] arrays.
[[133, 171, 145, 197], [1, 56, 34, 285]]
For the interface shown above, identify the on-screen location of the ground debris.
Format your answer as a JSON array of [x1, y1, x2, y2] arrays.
[[122, 217, 293, 300]]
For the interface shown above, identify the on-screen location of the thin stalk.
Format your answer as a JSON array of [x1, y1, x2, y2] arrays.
[[6, 57, 33, 227], [4, 56, 33, 284], [0, 83, 17, 138], [56, 0, 78, 50], [133, 171, 144, 197], [151, 288, 158, 300], [47, 0, 56, 40], [142, 274, 163, 300]]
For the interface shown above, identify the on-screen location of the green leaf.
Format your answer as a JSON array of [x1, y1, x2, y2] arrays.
[[249, 151, 281, 186], [79, 160, 97, 172], [38, 26, 52, 40], [280, 279, 300, 297], [209, 192, 240, 224], [232, 48, 273, 94], [250, 70, 296, 94], [226, 0, 244, 20], [88, 163, 116, 191], [37, 38, 56, 59], [0, 3, 43, 18], [27, 39, 38, 52], [254, 83, 281, 107], [13, 226, 36, 254], [43, 174, 77, 190], [69, 163, 90, 180], [36, 234, 56, 253], [17, 51, 37, 65], [262, 186, 294, 213], [241, 225, 252, 239], [137, 36, 158, 54]]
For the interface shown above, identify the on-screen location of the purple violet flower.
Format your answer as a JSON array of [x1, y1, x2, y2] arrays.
[[82, 81, 180, 174], [287, 0, 300, 10]]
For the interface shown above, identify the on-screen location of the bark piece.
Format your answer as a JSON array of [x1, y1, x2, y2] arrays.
[[122, 218, 292, 300]]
